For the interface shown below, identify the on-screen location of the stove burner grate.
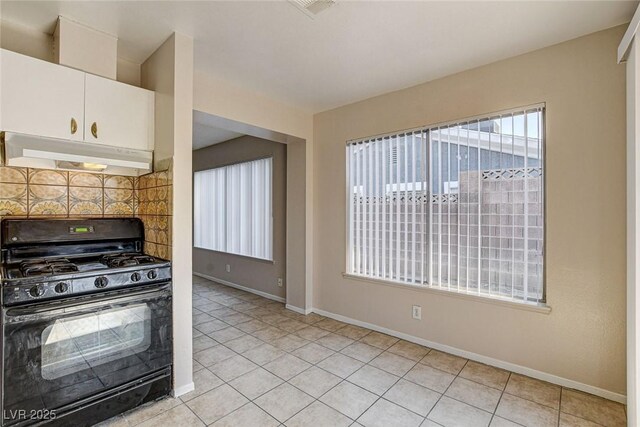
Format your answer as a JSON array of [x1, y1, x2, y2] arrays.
[[100, 253, 156, 268], [19, 258, 79, 277]]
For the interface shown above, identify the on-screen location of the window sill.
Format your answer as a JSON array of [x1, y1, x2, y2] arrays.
[[194, 246, 275, 264], [341, 273, 552, 314]]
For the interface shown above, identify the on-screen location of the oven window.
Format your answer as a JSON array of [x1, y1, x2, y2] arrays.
[[41, 304, 151, 380]]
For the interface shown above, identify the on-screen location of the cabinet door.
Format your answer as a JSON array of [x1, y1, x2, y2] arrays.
[[0, 49, 85, 141], [84, 73, 154, 151]]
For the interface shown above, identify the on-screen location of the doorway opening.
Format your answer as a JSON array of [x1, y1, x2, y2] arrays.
[[191, 110, 301, 304]]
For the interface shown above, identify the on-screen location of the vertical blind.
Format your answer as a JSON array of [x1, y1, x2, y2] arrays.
[[194, 157, 273, 260], [346, 106, 544, 304]]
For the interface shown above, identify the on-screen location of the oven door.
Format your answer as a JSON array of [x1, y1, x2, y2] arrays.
[[1, 283, 172, 423]]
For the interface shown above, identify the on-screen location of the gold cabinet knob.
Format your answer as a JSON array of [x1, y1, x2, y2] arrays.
[[70, 118, 77, 135], [91, 122, 98, 138]]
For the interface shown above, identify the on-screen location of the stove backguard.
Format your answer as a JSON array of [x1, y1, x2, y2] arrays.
[[1, 219, 145, 265]]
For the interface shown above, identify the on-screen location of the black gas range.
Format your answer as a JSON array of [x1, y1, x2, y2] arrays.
[[0, 218, 173, 426], [1, 219, 171, 306]]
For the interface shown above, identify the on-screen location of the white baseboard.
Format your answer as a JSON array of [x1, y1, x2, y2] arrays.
[[193, 272, 286, 303], [313, 307, 627, 404], [286, 304, 313, 315], [172, 381, 195, 398]]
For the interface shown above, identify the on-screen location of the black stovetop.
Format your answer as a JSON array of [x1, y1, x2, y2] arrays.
[[2, 252, 166, 280], [1, 218, 169, 285]]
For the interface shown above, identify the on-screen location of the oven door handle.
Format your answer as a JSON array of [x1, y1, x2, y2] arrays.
[[4, 283, 172, 319]]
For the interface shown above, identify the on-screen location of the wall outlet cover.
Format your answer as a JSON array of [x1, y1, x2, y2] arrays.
[[412, 305, 422, 320], [225, 264, 231, 273], [277, 278, 283, 287]]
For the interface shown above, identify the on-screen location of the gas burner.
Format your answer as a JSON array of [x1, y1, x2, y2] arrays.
[[19, 258, 79, 277], [101, 253, 157, 268]]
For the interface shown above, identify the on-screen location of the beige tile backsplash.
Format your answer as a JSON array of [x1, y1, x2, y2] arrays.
[[136, 169, 172, 260], [0, 166, 173, 260]]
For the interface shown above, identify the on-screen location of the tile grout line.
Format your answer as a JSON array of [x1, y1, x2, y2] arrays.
[[101, 178, 105, 216], [558, 386, 563, 425], [26, 168, 31, 218], [351, 360, 413, 424], [366, 348, 446, 420], [424, 358, 470, 422], [122, 397, 183, 426], [182, 402, 208, 426], [66, 171, 70, 216], [201, 381, 282, 426], [488, 372, 512, 426], [552, 388, 610, 427]]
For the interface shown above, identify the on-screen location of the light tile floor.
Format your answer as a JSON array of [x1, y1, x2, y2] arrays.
[[101, 276, 626, 427]]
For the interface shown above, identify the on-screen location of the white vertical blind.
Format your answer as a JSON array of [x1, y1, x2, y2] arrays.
[[194, 157, 273, 260], [347, 132, 427, 284], [194, 167, 227, 252], [346, 105, 545, 304]]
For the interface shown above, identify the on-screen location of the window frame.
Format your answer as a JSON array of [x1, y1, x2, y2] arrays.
[[344, 103, 547, 307], [194, 156, 274, 262]]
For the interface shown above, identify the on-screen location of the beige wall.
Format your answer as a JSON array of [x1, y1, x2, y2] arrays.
[[193, 71, 314, 311], [313, 25, 627, 396], [193, 136, 287, 299], [142, 33, 194, 396], [1, 19, 53, 62], [1, 19, 141, 86], [286, 139, 311, 310], [171, 32, 195, 395], [117, 58, 141, 86], [622, 13, 640, 422]]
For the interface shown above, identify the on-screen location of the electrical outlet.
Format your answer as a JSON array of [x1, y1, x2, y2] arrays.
[[225, 264, 231, 273], [412, 305, 422, 320], [277, 278, 283, 288]]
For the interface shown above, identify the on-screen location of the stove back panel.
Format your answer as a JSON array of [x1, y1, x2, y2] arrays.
[[1, 219, 143, 247], [1, 219, 145, 265]]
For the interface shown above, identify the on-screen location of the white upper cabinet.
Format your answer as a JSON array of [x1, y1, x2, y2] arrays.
[[1, 49, 85, 142], [84, 73, 154, 151], [0, 49, 154, 151]]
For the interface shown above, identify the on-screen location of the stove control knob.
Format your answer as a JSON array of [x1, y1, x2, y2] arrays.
[[95, 276, 109, 288], [29, 285, 45, 298], [131, 272, 141, 282], [147, 270, 157, 280], [55, 282, 69, 293]]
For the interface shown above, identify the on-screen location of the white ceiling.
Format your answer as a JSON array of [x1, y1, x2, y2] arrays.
[[192, 123, 244, 150], [192, 109, 305, 149], [1, 1, 636, 112]]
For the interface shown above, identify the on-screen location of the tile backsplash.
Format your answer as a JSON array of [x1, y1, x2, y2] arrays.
[[0, 167, 136, 217], [136, 170, 172, 260], [0, 166, 173, 260]]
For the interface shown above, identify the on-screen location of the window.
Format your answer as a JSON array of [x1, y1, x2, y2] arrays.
[[194, 158, 273, 260], [346, 106, 544, 304]]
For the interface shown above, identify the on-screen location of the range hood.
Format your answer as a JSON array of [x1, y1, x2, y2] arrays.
[[2, 132, 152, 176]]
